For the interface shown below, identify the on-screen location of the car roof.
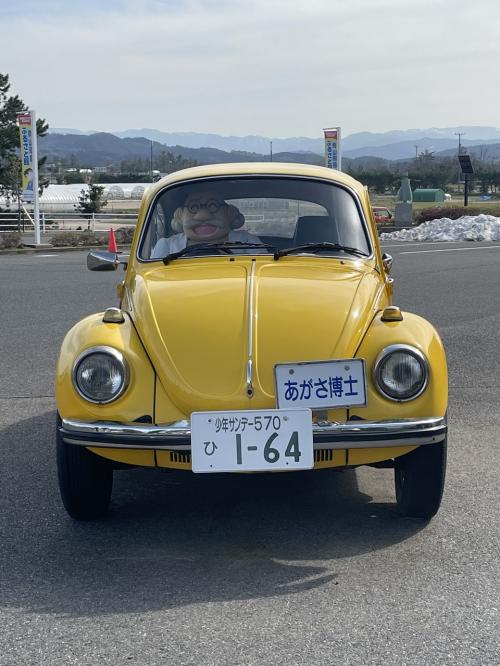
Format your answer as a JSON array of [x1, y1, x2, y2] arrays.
[[132, 162, 381, 265], [142, 162, 367, 206]]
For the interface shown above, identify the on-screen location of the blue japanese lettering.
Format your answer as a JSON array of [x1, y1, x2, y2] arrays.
[[284, 380, 299, 402], [329, 376, 343, 398], [344, 375, 358, 396], [314, 377, 329, 399]]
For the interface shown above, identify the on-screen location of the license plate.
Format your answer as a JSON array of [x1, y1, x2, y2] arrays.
[[191, 409, 313, 473], [275, 359, 367, 409]]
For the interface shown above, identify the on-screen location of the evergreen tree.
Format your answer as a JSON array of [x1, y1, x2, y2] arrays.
[[75, 182, 108, 219], [0, 73, 49, 205]]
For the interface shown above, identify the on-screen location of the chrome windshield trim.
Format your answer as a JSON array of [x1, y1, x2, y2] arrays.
[[60, 416, 446, 451], [137, 175, 374, 263]]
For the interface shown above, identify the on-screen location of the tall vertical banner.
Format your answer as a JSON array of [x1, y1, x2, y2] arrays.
[[324, 127, 342, 171], [17, 110, 41, 243], [17, 112, 36, 201]]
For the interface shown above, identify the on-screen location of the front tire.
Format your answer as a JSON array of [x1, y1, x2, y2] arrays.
[[57, 427, 113, 520], [394, 438, 447, 520]]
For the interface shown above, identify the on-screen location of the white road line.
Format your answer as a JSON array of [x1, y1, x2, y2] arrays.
[[381, 241, 474, 248], [38, 254, 58, 257], [400, 246, 500, 255]]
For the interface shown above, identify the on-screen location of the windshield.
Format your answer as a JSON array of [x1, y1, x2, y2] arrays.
[[139, 176, 371, 260]]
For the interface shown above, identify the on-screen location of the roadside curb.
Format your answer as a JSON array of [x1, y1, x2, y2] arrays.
[[1, 227, 413, 253], [0, 244, 131, 255], [376, 225, 414, 234]]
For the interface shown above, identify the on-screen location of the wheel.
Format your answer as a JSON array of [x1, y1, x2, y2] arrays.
[[394, 438, 447, 520], [56, 424, 113, 520]]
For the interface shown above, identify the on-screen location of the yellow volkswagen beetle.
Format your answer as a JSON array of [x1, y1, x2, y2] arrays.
[[56, 163, 448, 520]]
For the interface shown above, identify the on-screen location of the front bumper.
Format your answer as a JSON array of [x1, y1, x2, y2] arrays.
[[59, 416, 447, 450]]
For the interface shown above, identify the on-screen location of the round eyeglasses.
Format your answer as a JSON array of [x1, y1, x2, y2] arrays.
[[186, 199, 224, 215]]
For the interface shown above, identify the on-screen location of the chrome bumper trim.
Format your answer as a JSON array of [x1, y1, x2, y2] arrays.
[[59, 416, 447, 451]]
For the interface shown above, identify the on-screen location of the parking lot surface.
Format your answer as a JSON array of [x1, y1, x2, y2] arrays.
[[1, 242, 499, 665]]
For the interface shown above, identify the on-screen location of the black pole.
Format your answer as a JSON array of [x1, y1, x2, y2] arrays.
[[464, 174, 469, 207]]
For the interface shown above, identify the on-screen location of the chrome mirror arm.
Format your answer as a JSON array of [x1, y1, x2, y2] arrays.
[[87, 251, 129, 272], [382, 252, 393, 274]]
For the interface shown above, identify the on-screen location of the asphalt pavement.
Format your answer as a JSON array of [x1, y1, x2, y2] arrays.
[[0, 242, 499, 665]]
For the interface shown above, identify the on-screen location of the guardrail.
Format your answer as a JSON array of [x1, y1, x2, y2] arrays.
[[0, 211, 137, 233]]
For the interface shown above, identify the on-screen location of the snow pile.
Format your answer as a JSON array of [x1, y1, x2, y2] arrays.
[[380, 214, 500, 242]]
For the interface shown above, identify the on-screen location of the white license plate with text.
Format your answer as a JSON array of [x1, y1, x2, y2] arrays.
[[191, 409, 313, 473], [275, 359, 367, 410]]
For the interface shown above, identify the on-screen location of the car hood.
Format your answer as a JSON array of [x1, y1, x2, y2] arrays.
[[131, 258, 383, 413]]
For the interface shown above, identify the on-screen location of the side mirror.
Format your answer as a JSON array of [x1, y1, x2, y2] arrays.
[[382, 252, 393, 274], [87, 251, 129, 271], [87, 251, 118, 271]]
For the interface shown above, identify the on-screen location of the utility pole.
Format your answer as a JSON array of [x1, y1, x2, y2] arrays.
[[455, 132, 465, 195], [414, 145, 419, 159], [454, 132, 465, 155], [270, 141, 273, 162]]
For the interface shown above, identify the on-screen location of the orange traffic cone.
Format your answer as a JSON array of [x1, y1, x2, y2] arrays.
[[108, 227, 118, 253]]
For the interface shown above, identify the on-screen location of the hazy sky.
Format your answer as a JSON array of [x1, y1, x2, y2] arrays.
[[2, 0, 500, 138]]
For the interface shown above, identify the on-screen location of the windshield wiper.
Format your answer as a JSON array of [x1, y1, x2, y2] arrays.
[[162, 241, 277, 264], [210, 241, 277, 251], [274, 242, 369, 260], [162, 242, 229, 264]]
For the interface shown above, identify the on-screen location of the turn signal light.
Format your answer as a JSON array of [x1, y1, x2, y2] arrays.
[[381, 306, 403, 322]]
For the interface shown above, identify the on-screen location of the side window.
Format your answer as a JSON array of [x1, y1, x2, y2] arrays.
[[333, 189, 370, 254], [142, 205, 166, 258]]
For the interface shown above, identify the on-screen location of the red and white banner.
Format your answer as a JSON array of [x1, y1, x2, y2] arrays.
[[324, 127, 341, 171]]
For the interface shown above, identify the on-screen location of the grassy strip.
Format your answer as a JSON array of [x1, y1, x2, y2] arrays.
[[370, 195, 500, 213]]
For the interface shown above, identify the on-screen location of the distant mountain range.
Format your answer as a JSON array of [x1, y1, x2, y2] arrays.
[[48, 125, 500, 161], [39, 132, 325, 168], [41, 127, 500, 167]]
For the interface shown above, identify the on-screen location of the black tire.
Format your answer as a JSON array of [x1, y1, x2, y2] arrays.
[[56, 426, 113, 520], [394, 438, 447, 520]]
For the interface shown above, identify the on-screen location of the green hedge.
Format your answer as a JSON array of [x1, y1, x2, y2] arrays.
[[114, 226, 135, 243], [50, 231, 107, 247], [415, 205, 500, 224]]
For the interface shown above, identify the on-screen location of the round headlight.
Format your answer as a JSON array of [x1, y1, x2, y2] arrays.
[[73, 347, 128, 404], [374, 345, 428, 401]]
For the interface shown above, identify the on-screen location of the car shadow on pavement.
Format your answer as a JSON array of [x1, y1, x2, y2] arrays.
[[1, 410, 426, 617]]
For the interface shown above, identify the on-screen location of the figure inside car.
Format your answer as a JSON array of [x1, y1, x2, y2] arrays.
[[151, 190, 261, 258]]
